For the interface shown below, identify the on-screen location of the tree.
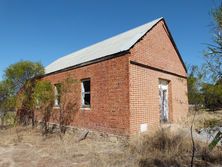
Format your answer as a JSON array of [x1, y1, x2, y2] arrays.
[[57, 76, 79, 134], [0, 80, 16, 125], [3, 60, 45, 126], [33, 80, 54, 135], [4, 60, 44, 93], [204, 4, 222, 82], [202, 82, 222, 111], [33, 76, 79, 135], [201, 3, 222, 111], [187, 65, 204, 110]]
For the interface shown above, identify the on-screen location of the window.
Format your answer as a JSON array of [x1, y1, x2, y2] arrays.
[[35, 99, 40, 109], [54, 84, 61, 107], [81, 79, 90, 108]]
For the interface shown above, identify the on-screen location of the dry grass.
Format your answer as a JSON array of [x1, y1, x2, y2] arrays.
[[185, 109, 222, 130], [0, 127, 221, 167], [0, 126, 130, 167], [0, 110, 222, 167], [129, 128, 222, 167]]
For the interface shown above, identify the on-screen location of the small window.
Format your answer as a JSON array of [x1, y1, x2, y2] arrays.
[[36, 99, 40, 109], [81, 79, 90, 108], [54, 84, 61, 107]]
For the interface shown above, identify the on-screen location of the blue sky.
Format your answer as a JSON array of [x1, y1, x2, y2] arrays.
[[0, 0, 220, 79]]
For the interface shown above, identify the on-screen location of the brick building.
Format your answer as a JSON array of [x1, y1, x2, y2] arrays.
[[41, 17, 188, 135]]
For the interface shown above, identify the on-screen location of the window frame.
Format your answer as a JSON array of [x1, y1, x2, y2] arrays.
[[54, 83, 61, 108], [81, 79, 91, 109]]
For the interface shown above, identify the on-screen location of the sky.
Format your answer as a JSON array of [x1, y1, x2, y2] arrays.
[[0, 0, 220, 79]]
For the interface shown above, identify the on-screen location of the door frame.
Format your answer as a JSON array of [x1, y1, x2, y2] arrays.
[[159, 79, 170, 123]]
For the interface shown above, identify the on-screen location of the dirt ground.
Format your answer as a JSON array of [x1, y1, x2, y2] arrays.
[[0, 110, 222, 167], [0, 127, 131, 167]]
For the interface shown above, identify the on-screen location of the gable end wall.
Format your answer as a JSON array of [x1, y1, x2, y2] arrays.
[[130, 20, 187, 77], [129, 20, 188, 134]]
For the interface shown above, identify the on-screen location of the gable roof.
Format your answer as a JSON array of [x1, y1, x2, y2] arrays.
[[45, 17, 163, 74]]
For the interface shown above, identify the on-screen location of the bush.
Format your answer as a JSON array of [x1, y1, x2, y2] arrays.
[[0, 111, 16, 126], [202, 83, 222, 111], [129, 128, 222, 167]]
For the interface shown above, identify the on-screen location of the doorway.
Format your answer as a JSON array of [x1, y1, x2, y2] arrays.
[[159, 79, 169, 123]]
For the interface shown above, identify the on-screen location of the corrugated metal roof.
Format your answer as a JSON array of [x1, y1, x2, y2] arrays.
[[45, 17, 163, 74]]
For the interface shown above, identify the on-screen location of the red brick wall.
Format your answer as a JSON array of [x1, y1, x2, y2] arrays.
[[129, 65, 188, 134], [40, 55, 130, 135], [130, 20, 187, 77], [129, 20, 188, 134]]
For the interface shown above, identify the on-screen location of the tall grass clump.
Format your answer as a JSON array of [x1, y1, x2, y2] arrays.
[[129, 128, 222, 167]]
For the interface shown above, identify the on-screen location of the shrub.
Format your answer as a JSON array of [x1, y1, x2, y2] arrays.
[[129, 128, 222, 167], [1, 111, 17, 126]]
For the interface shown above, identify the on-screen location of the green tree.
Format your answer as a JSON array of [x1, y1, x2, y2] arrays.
[[0, 80, 15, 111], [3, 60, 45, 126], [187, 65, 204, 110], [0, 80, 16, 125], [202, 80, 222, 111], [33, 80, 54, 135], [4, 60, 44, 93], [57, 76, 79, 134], [33, 76, 79, 135], [201, 3, 222, 111], [204, 4, 222, 82]]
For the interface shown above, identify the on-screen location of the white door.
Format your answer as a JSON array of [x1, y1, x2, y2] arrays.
[[159, 80, 169, 123]]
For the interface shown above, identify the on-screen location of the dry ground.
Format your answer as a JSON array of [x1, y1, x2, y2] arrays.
[[0, 110, 222, 167], [0, 127, 131, 167]]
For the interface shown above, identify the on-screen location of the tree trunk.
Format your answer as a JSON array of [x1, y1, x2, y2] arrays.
[[1, 116, 4, 126], [31, 110, 35, 127]]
